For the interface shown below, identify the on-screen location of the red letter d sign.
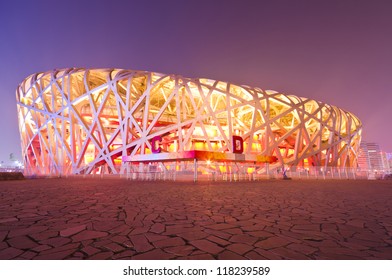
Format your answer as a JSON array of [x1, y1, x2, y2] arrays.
[[232, 135, 244, 154]]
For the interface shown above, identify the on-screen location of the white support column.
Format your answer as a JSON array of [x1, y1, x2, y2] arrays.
[[194, 158, 198, 182], [266, 163, 269, 177]]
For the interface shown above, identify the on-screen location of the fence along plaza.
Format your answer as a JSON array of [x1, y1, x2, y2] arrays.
[[16, 68, 362, 178]]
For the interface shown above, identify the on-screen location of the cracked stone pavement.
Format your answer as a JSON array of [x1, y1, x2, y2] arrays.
[[0, 178, 392, 260]]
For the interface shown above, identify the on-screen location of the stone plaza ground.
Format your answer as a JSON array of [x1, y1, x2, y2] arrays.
[[0, 177, 392, 260]]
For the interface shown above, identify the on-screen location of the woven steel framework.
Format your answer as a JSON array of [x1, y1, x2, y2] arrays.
[[16, 68, 362, 175]]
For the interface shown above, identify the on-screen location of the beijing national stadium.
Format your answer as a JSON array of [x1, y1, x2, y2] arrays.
[[16, 68, 362, 178]]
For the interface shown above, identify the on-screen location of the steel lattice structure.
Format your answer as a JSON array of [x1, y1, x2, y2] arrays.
[[16, 68, 362, 175]]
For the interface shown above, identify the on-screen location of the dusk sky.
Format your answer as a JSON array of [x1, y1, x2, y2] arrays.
[[0, 0, 391, 163]]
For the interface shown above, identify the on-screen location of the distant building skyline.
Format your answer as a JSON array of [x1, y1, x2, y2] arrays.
[[358, 141, 390, 174]]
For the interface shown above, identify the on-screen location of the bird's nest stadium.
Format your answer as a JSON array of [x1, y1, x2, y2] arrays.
[[16, 68, 362, 178]]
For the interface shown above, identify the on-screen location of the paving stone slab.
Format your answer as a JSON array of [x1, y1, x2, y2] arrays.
[[0, 242, 8, 250], [205, 223, 237, 230], [8, 225, 48, 238], [178, 253, 215, 260], [81, 246, 101, 256], [128, 227, 150, 235], [92, 239, 112, 248], [132, 248, 174, 260], [87, 251, 114, 260], [226, 243, 254, 255], [286, 243, 318, 255], [7, 235, 39, 249], [153, 237, 185, 248], [254, 248, 284, 260], [222, 228, 244, 235], [163, 245, 195, 256], [102, 242, 125, 253], [38, 243, 80, 256], [71, 230, 108, 242], [0, 247, 24, 259], [41, 237, 71, 247], [207, 235, 231, 246], [34, 249, 77, 260], [112, 250, 135, 259], [0, 218, 18, 223], [368, 248, 392, 259], [144, 233, 170, 243], [270, 247, 312, 259], [229, 234, 258, 245], [29, 231, 59, 241], [32, 244, 53, 253], [204, 229, 232, 240], [244, 251, 269, 260], [20, 250, 38, 259], [190, 239, 224, 255], [247, 230, 275, 239], [319, 247, 372, 258], [60, 225, 87, 237], [129, 235, 154, 252], [150, 223, 165, 234], [0, 231, 8, 243], [176, 230, 209, 241], [218, 250, 247, 260], [292, 224, 321, 231], [254, 236, 292, 250]]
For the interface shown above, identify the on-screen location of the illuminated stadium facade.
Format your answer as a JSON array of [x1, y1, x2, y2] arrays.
[[16, 68, 362, 176]]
